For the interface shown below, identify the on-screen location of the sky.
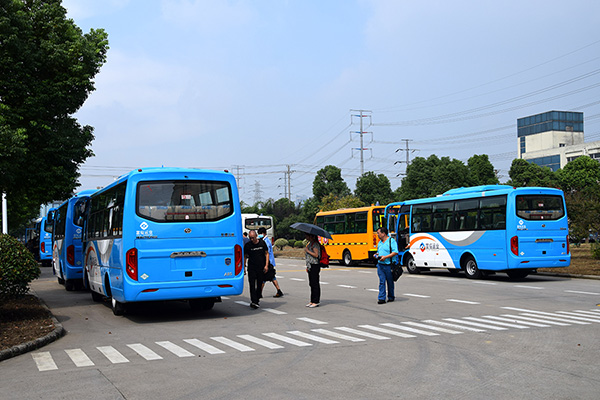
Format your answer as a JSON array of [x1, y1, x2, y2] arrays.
[[62, 0, 600, 205]]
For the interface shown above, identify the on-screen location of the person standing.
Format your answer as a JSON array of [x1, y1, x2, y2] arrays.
[[244, 230, 269, 309], [374, 227, 399, 304], [258, 227, 284, 298], [304, 233, 321, 308]]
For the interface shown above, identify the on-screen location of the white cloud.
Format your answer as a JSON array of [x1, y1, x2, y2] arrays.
[[160, 0, 255, 33]]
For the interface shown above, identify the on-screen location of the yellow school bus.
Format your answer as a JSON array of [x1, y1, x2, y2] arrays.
[[314, 206, 386, 265]]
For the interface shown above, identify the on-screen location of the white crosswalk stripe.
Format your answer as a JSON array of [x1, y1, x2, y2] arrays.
[[156, 341, 195, 357], [520, 313, 589, 325], [297, 317, 327, 325], [463, 317, 529, 329], [573, 310, 600, 316], [311, 328, 366, 342], [262, 332, 312, 347], [422, 320, 486, 332], [403, 293, 431, 298], [359, 325, 416, 338], [97, 346, 129, 364], [480, 315, 550, 327], [263, 308, 287, 315], [287, 331, 339, 344], [237, 334, 284, 349], [32, 352, 58, 371], [443, 318, 507, 330], [380, 323, 440, 336], [554, 311, 600, 322], [127, 343, 162, 360], [65, 349, 95, 367], [183, 338, 225, 354], [211, 336, 255, 352], [334, 327, 390, 340], [500, 314, 571, 326], [401, 321, 463, 334]]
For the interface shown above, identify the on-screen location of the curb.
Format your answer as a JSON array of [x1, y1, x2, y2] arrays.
[[0, 296, 66, 362]]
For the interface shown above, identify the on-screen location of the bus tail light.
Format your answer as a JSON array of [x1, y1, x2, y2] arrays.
[[566, 235, 570, 255], [67, 245, 75, 265], [510, 236, 518, 256], [126, 248, 138, 281], [41, 242, 46, 254], [373, 235, 378, 247], [234, 244, 243, 276]]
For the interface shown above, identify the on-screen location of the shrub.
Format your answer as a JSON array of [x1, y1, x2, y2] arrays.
[[287, 239, 296, 248], [0, 234, 41, 299], [274, 238, 288, 250], [591, 243, 600, 260], [294, 241, 304, 248]]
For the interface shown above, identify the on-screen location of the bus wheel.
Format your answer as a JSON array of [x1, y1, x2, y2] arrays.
[[405, 255, 420, 274], [111, 297, 126, 316], [65, 279, 76, 291], [506, 269, 530, 280], [189, 298, 215, 311], [342, 250, 354, 266], [463, 256, 482, 279]]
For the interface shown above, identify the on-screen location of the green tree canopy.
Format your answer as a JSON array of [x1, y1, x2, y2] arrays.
[[355, 171, 395, 205], [556, 156, 600, 196], [507, 159, 559, 188], [468, 154, 499, 185], [0, 0, 109, 231], [312, 165, 351, 201], [319, 194, 365, 212]]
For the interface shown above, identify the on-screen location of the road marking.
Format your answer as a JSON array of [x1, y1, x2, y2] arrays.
[[358, 271, 373, 274], [156, 341, 195, 357], [401, 321, 463, 334], [359, 324, 416, 338], [463, 317, 529, 329], [438, 277, 460, 282], [403, 293, 431, 298], [380, 323, 440, 337], [520, 313, 589, 325], [211, 336, 255, 352], [287, 331, 339, 344], [367, 289, 379, 292], [422, 320, 486, 333], [311, 329, 366, 342], [564, 290, 600, 295], [183, 339, 225, 354], [221, 296, 230, 300], [235, 301, 250, 306], [65, 349, 95, 367], [32, 352, 58, 371], [127, 343, 163, 360], [447, 299, 480, 305], [500, 314, 571, 326], [556, 311, 600, 322], [334, 327, 390, 340], [443, 318, 507, 330], [472, 281, 497, 285], [262, 332, 312, 347], [514, 285, 544, 290], [321, 282, 330, 285], [263, 308, 287, 315], [237, 334, 284, 349], [337, 285, 357, 289], [290, 278, 305, 281], [573, 310, 600, 316], [297, 317, 328, 325], [482, 315, 550, 327], [407, 275, 428, 279], [97, 346, 129, 364]]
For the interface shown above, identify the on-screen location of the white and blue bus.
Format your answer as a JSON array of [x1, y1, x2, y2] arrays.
[[385, 185, 570, 279], [83, 168, 244, 315], [52, 190, 96, 290], [38, 208, 56, 268], [241, 213, 274, 242]]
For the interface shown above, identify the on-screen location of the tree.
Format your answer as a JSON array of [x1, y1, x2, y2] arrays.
[[556, 156, 600, 197], [355, 171, 395, 205], [468, 154, 499, 185], [507, 159, 558, 188], [312, 165, 351, 201], [319, 194, 365, 211], [0, 0, 109, 231]]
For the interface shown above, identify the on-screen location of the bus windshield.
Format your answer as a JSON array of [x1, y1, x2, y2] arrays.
[[137, 180, 233, 222], [516, 195, 564, 221]]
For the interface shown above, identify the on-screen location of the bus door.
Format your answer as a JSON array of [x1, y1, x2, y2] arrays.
[[394, 205, 410, 256]]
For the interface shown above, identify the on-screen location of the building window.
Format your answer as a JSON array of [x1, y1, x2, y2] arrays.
[[520, 137, 526, 155]]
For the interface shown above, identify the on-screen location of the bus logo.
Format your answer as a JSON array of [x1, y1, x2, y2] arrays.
[[225, 258, 231, 266], [184, 228, 191, 233], [420, 243, 426, 252], [140, 222, 149, 230]]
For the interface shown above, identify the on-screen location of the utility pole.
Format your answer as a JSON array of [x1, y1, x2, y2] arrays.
[[286, 164, 295, 202], [394, 139, 416, 176], [231, 165, 245, 196], [253, 181, 263, 204], [350, 109, 372, 175]]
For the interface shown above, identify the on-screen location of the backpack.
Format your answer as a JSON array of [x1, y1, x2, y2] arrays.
[[318, 244, 330, 267]]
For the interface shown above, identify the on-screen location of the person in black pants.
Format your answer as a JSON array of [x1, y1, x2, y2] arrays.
[[304, 233, 321, 308], [244, 230, 269, 309]]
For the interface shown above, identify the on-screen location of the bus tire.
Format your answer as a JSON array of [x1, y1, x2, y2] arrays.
[[189, 298, 215, 311], [111, 297, 126, 316], [405, 255, 420, 274], [91, 290, 103, 303], [65, 279, 76, 291], [463, 255, 482, 279], [506, 269, 530, 280], [342, 250, 354, 266]]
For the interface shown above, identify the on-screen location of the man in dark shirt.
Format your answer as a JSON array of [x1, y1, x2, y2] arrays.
[[243, 230, 269, 309]]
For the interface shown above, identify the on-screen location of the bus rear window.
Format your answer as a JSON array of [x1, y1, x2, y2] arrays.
[[245, 217, 272, 230], [137, 181, 233, 222], [516, 195, 564, 221]]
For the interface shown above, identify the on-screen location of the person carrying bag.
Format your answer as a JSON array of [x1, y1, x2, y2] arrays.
[[374, 227, 399, 304]]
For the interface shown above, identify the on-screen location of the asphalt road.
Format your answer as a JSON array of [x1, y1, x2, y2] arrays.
[[1, 260, 599, 400]]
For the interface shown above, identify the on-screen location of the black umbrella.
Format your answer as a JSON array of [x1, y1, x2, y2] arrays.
[[290, 222, 333, 240]]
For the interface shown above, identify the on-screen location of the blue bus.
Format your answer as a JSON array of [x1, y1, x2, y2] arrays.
[[52, 190, 97, 290], [38, 208, 56, 268], [385, 185, 570, 279], [83, 168, 244, 315]]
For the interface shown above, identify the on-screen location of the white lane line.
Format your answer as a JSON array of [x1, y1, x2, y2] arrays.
[[447, 299, 480, 305], [367, 289, 379, 292], [438, 277, 460, 282], [235, 301, 250, 306], [556, 311, 600, 322], [211, 337, 255, 352], [183, 339, 225, 354], [464, 317, 529, 329], [263, 308, 287, 315], [338, 269, 351, 272], [422, 320, 486, 333], [565, 290, 600, 295], [359, 325, 416, 338], [237, 334, 284, 349], [32, 352, 58, 371], [287, 331, 339, 344], [290, 278, 305, 282], [311, 329, 366, 342], [574, 310, 600, 316], [334, 327, 390, 340], [297, 317, 328, 325], [156, 341, 195, 358], [502, 307, 541, 313], [407, 275, 428, 279], [337, 285, 357, 289], [321, 282, 330, 285], [482, 315, 550, 327], [65, 349, 95, 367], [472, 281, 497, 285], [380, 323, 439, 336], [401, 321, 463, 334], [97, 346, 129, 364], [443, 318, 507, 330], [359, 271, 373, 274], [262, 332, 312, 347], [403, 293, 431, 298], [500, 314, 571, 326], [127, 344, 163, 361], [520, 313, 589, 325], [221, 296, 230, 300], [514, 285, 544, 290]]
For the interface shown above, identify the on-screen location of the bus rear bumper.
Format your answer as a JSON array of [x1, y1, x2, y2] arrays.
[[509, 257, 571, 270], [124, 279, 244, 303]]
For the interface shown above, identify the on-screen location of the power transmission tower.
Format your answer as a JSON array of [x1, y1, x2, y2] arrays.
[[394, 139, 417, 176], [350, 109, 373, 175], [253, 181, 263, 204], [285, 164, 295, 202]]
